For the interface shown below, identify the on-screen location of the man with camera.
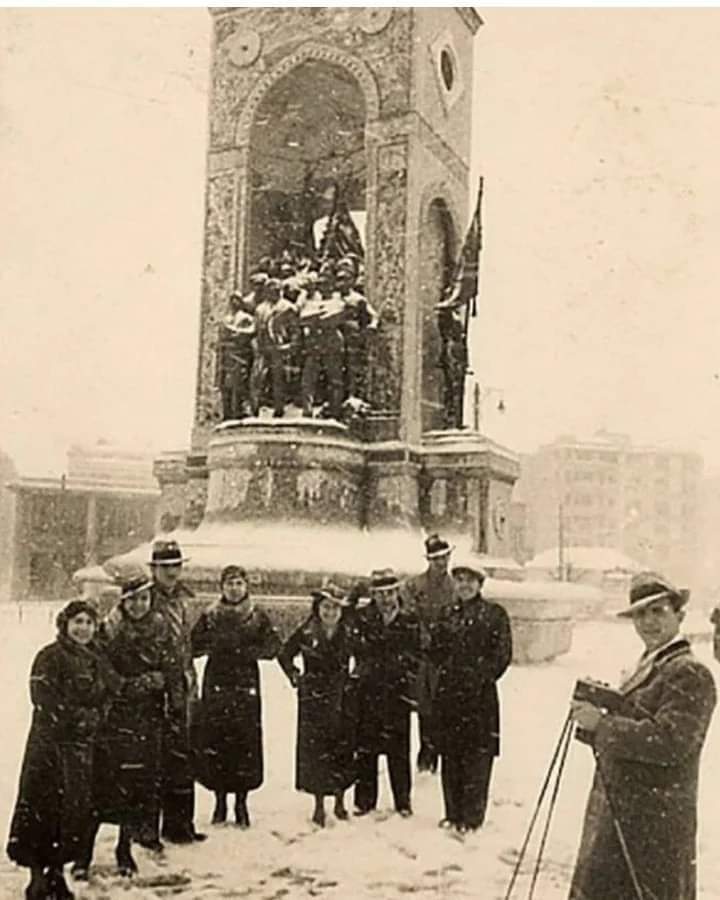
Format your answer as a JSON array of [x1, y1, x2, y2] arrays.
[[568, 572, 716, 900]]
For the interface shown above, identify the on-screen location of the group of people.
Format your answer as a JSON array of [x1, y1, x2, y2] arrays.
[[9, 532, 714, 900], [217, 248, 378, 423], [5, 534, 512, 899]]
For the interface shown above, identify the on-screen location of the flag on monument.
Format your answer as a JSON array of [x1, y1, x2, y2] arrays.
[[437, 177, 484, 317], [318, 183, 365, 262]]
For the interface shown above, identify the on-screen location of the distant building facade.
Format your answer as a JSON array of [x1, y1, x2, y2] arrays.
[[8, 443, 159, 601], [513, 431, 702, 584]]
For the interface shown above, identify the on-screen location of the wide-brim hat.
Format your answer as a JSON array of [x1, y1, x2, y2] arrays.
[[310, 580, 349, 607], [424, 534, 454, 559], [616, 572, 689, 618], [451, 561, 488, 584], [149, 540, 190, 566], [103, 559, 153, 600], [369, 568, 401, 592]]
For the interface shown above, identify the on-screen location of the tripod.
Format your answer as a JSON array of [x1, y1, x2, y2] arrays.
[[503, 710, 646, 900]]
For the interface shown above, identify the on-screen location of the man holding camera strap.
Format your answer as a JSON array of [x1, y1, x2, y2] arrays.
[[568, 572, 716, 900]]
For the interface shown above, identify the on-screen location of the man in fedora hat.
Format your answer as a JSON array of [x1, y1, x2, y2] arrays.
[[568, 572, 716, 900], [354, 568, 422, 818], [401, 534, 457, 773], [429, 561, 512, 834], [146, 540, 207, 846]]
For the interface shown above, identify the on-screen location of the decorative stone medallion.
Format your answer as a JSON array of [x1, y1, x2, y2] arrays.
[[225, 28, 262, 68], [357, 8, 393, 35], [492, 498, 508, 540]]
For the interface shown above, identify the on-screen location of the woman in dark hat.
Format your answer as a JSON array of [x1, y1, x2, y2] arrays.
[[6, 599, 108, 900], [430, 561, 512, 835], [353, 568, 422, 818], [278, 582, 358, 827], [568, 572, 716, 900], [73, 562, 185, 879], [191, 565, 281, 828]]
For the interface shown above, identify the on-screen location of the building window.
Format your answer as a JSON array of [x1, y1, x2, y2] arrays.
[[440, 48, 455, 91]]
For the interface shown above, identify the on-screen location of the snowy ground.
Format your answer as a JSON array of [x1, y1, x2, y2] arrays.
[[0, 605, 719, 900]]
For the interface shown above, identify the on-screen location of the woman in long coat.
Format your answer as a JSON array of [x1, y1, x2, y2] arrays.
[[191, 565, 281, 828], [429, 562, 512, 834], [278, 583, 358, 827], [74, 564, 184, 878], [569, 573, 716, 900], [6, 599, 108, 900], [354, 568, 422, 817]]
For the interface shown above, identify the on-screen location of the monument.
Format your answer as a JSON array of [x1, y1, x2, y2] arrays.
[[77, 8, 574, 663]]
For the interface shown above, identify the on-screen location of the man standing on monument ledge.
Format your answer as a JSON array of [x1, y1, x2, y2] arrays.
[[146, 540, 207, 847], [401, 534, 458, 774]]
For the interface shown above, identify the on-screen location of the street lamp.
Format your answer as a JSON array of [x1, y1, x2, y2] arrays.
[[472, 382, 506, 432]]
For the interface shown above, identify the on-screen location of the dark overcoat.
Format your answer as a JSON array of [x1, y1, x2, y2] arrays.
[[93, 605, 184, 829], [401, 569, 457, 715], [278, 617, 357, 796], [355, 603, 422, 755], [569, 638, 716, 900], [429, 594, 513, 757], [191, 600, 281, 793], [6, 637, 110, 869]]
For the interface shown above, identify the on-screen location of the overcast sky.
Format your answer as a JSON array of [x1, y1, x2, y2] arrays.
[[2, 7, 719, 476]]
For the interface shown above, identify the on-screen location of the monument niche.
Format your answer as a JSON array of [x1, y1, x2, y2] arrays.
[[76, 9, 573, 664]]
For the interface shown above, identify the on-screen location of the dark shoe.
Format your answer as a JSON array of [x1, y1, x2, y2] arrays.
[[334, 802, 349, 821], [46, 869, 75, 900], [235, 800, 250, 830], [438, 818, 455, 829], [212, 796, 228, 825], [311, 808, 326, 828], [353, 806, 373, 817], [162, 829, 207, 845], [115, 845, 138, 878], [137, 837, 164, 853], [397, 807, 413, 818]]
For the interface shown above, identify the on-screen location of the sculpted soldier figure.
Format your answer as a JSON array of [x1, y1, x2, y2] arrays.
[[437, 305, 468, 430], [336, 255, 377, 402], [217, 292, 255, 421], [298, 260, 347, 421], [249, 278, 298, 418]]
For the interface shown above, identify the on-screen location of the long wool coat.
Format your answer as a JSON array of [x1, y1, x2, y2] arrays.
[[6, 637, 111, 869], [354, 603, 422, 756], [569, 638, 716, 900], [94, 606, 184, 828], [191, 600, 281, 793], [429, 593, 513, 758], [278, 617, 358, 796]]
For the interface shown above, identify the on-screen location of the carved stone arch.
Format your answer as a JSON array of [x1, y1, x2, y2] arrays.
[[234, 41, 381, 147]]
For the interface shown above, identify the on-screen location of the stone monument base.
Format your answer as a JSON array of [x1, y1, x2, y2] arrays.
[[75, 419, 575, 664]]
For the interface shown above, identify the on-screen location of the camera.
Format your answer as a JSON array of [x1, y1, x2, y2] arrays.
[[573, 678, 624, 745]]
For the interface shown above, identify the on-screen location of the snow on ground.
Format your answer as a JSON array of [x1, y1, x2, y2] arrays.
[[0, 604, 718, 900]]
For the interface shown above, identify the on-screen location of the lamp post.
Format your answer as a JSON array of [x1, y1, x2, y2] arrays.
[[472, 381, 506, 433]]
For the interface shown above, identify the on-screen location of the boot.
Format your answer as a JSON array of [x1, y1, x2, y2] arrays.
[[115, 828, 138, 878], [46, 868, 75, 900], [333, 791, 349, 821], [311, 796, 326, 828], [212, 792, 228, 825], [234, 792, 250, 829]]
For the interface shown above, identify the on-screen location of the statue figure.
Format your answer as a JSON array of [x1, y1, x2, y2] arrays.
[[298, 260, 347, 421], [437, 305, 468, 430], [249, 278, 299, 418], [217, 291, 256, 421], [335, 255, 378, 402]]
